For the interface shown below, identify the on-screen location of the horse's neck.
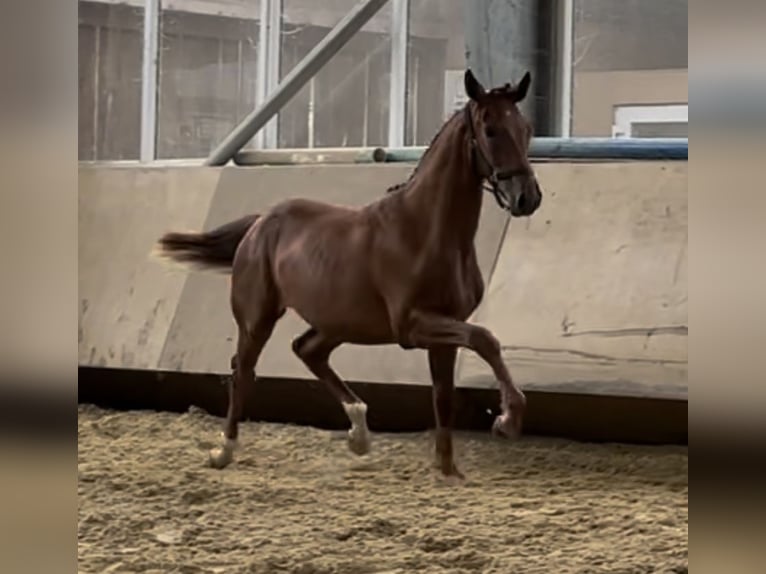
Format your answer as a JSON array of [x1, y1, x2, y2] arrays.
[[403, 115, 483, 250]]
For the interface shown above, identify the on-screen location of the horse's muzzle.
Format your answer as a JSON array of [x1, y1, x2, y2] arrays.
[[504, 177, 542, 217]]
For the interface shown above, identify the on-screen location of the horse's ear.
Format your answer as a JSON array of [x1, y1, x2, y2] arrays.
[[464, 69, 486, 102], [511, 71, 532, 103]]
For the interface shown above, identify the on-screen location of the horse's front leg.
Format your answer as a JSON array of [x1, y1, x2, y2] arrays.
[[403, 310, 526, 439]]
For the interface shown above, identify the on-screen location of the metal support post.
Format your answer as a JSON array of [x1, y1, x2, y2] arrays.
[[465, 0, 539, 122], [557, 0, 574, 137], [254, 0, 269, 149], [265, 0, 282, 148], [140, 0, 160, 162], [255, 0, 282, 149], [388, 0, 409, 148], [206, 0, 391, 166]]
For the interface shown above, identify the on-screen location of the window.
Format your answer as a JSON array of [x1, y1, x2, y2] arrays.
[[571, 0, 688, 137], [278, 0, 392, 149], [406, 0, 465, 146], [78, 1, 144, 161], [77, 0, 688, 162], [612, 104, 688, 139], [156, 4, 261, 159]]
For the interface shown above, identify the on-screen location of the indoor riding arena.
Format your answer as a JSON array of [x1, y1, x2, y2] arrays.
[[78, 1, 688, 573]]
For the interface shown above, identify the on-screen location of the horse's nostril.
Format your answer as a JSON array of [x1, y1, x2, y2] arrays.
[[516, 194, 526, 211]]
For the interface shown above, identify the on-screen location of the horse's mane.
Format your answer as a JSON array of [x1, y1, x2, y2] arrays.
[[385, 106, 466, 194]]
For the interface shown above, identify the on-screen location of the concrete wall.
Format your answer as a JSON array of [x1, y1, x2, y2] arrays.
[[79, 160, 687, 400], [79, 167, 222, 368], [458, 161, 687, 400], [572, 69, 688, 137]]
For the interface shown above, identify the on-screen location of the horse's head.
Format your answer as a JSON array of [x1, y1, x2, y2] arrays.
[[464, 69, 543, 217]]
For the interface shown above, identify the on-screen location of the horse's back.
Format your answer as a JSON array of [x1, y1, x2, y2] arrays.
[[268, 196, 359, 223]]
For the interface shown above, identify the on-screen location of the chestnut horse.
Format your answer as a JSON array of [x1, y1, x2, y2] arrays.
[[155, 69, 542, 478]]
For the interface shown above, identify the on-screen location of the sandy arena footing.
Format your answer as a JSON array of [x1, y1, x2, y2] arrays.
[[78, 405, 687, 574]]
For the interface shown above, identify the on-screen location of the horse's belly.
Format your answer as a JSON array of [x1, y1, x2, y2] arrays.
[[290, 290, 393, 344], [277, 255, 393, 343]]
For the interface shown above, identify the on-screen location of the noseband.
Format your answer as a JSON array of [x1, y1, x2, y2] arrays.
[[464, 105, 530, 210]]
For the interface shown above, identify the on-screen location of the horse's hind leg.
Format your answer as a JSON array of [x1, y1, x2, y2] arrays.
[[209, 317, 277, 469], [292, 328, 371, 456]]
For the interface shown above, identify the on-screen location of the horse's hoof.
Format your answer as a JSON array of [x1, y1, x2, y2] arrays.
[[208, 434, 237, 469], [492, 414, 521, 440], [438, 465, 466, 485], [347, 428, 371, 456], [444, 474, 466, 486], [208, 447, 234, 469], [443, 465, 465, 481]]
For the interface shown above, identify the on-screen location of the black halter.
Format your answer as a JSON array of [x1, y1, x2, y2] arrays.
[[463, 105, 530, 210]]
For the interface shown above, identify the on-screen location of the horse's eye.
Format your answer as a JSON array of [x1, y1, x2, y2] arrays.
[[484, 126, 498, 138]]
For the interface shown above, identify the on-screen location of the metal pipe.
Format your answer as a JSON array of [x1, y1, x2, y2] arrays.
[[232, 138, 688, 165], [234, 147, 388, 165], [379, 138, 689, 163], [206, 0, 391, 166]]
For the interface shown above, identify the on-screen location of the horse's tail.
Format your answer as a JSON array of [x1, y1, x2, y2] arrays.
[[152, 213, 260, 273]]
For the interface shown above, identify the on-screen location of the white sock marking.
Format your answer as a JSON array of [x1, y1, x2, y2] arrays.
[[343, 402, 368, 429], [343, 402, 371, 455]]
